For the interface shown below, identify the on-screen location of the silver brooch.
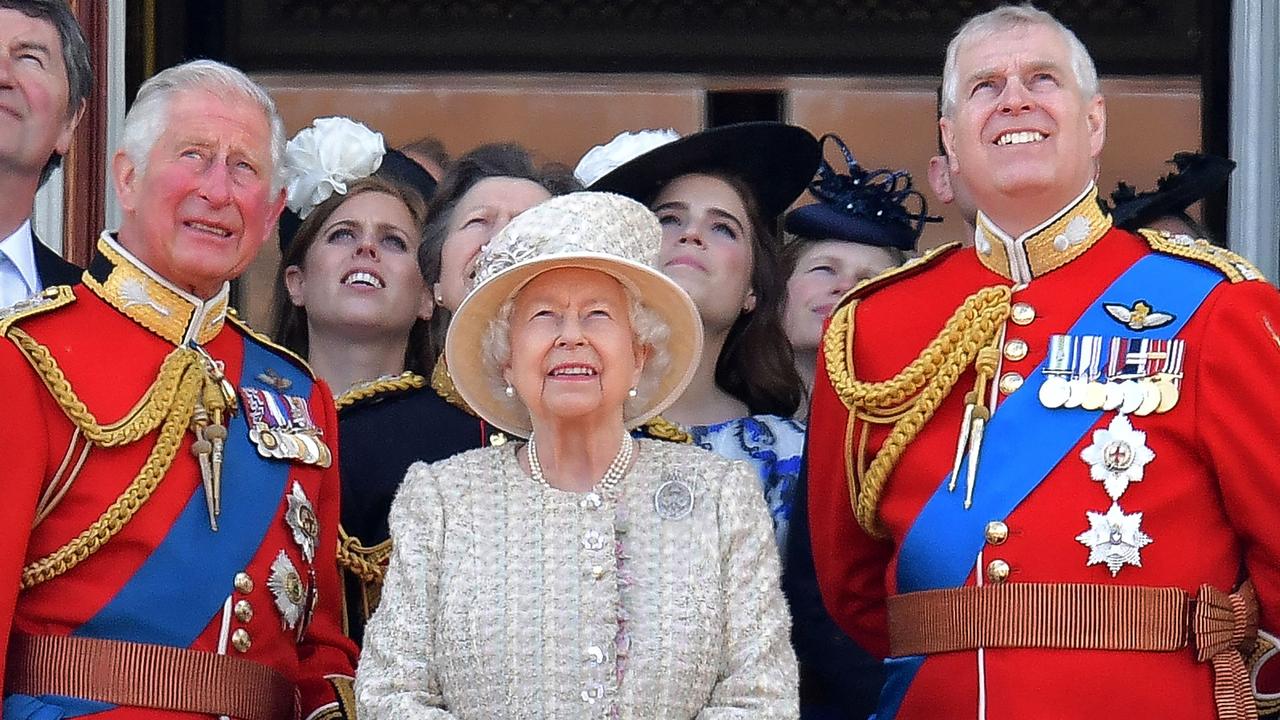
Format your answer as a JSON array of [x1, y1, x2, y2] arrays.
[[654, 475, 694, 521], [1075, 502, 1153, 577], [285, 482, 319, 563], [267, 550, 307, 630]]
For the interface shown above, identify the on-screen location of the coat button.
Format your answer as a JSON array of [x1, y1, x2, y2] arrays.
[[489, 433, 507, 446], [581, 683, 604, 703], [234, 600, 253, 623], [1010, 302, 1036, 325], [986, 559, 1011, 584], [231, 628, 252, 652], [1003, 338, 1028, 362], [984, 521, 1009, 545], [999, 372, 1024, 395], [585, 645, 605, 664], [579, 493, 602, 510], [590, 565, 605, 580], [234, 572, 254, 594], [581, 531, 606, 551]]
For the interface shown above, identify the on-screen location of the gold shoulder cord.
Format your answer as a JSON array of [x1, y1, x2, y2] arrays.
[[1138, 228, 1264, 283], [823, 285, 1012, 537], [335, 372, 427, 411], [336, 526, 391, 584], [8, 328, 213, 588]]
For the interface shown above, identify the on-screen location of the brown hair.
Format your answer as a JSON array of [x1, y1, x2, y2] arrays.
[[271, 175, 430, 371], [697, 172, 804, 418], [417, 143, 580, 372]]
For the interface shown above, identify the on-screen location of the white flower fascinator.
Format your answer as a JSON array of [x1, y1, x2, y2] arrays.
[[283, 117, 386, 219], [573, 129, 681, 187]]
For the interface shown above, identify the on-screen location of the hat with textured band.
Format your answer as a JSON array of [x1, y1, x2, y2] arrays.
[[446, 191, 703, 437], [581, 122, 821, 218]]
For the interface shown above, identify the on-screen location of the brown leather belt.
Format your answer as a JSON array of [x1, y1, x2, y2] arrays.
[[888, 582, 1259, 720], [5, 633, 299, 720]]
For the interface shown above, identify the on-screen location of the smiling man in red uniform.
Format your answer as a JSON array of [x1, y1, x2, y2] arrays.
[[807, 5, 1280, 719], [0, 59, 357, 719]]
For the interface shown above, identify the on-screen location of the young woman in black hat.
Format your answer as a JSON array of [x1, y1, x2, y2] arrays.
[[577, 122, 820, 555], [778, 134, 938, 720], [782, 134, 938, 410]]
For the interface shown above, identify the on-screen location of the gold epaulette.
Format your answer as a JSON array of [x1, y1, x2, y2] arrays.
[[830, 242, 963, 316], [1138, 228, 1265, 283], [335, 371, 427, 411], [225, 312, 316, 380], [0, 285, 75, 335]]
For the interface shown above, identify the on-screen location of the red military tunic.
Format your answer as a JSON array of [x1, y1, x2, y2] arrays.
[[0, 235, 357, 719], [807, 187, 1280, 719]]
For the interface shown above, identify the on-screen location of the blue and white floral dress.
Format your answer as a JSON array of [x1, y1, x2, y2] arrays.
[[687, 415, 806, 557]]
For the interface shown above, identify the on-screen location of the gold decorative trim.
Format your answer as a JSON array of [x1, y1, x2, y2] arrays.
[[226, 315, 316, 380], [85, 236, 227, 346], [1138, 228, 1263, 284], [975, 186, 1112, 281], [831, 243, 961, 317], [336, 526, 391, 583], [0, 285, 75, 334], [430, 355, 477, 417], [335, 372, 427, 410], [639, 415, 693, 444], [822, 285, 1012, 537], [324, 675, 358, 720]]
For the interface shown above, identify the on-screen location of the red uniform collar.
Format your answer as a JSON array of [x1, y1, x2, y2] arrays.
[[972, 184, 1114, 284]]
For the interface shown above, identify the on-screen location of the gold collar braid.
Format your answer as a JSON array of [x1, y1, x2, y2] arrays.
[[83, 233, 229, 346], [973, 185, 1112, 283], [823, 286, 1012, 537]]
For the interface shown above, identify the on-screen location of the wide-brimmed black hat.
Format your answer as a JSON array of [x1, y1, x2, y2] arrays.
[[585, 122, 821, 218], [785, 134, 939, 252], [1108, 152, 1235, 232], [278, 148, 437, 253]]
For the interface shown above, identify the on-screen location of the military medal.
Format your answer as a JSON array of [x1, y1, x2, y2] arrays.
[[1101, 338, 1126, 411], [285, 482, 319, 564], [268, 550, 307, 630], [1039, 335, 1073, 409], [1080, 414, 1155, 500], [240, 387, 333, 467], [1078, 336, 1107, 411], [654, 474, 694, 521], [1075, 502, 1153, 577]]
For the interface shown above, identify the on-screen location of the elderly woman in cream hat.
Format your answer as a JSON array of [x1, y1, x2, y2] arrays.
[[356, 192, 798, 719]]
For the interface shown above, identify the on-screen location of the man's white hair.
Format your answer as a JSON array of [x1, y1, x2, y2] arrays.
[[940, 3, 1099, 118], [118, 59, 287, 192]]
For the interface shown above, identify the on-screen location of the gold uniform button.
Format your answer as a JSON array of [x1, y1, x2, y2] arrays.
[[1010, 302, 1036, 325], [234, 572, 254, 594], [1003, 338, 1029, 362], [231, 628, 252, 653], [999, 372, 1024, 395], [986, 559, 1011, 584], [984, 521, 1009, 545], [234, 600, 253, 623]]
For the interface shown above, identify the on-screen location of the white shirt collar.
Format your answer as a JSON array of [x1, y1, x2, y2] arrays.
[[0, 219, 40, 294]]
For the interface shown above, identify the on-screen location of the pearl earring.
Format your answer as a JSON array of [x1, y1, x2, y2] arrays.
[[505, 384, 515, 398], [627, 387, 638, 398]]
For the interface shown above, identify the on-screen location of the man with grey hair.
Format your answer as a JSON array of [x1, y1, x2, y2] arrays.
[[0, 0, 91, 308], [0, 58, 358, 719], [807, 4, 1280, 719]]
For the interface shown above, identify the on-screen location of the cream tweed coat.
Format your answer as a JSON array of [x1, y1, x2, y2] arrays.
[[356, 438, 799, 719]]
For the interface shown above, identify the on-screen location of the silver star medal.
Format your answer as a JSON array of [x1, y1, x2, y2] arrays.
[[267, 550, 307, 630], [285, 482, 319, 563], [1079, 414, 1155, 501], [654, 472, 694, 521], [1075, 503, 1153, 577]]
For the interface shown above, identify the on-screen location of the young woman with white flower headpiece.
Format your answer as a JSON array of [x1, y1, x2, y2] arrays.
[[356, 191, 798, 719], [269, 116, 455, 643]]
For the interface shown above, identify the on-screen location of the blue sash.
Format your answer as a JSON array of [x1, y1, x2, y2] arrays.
[[872, 254, 1223, 719], [6, 338, 311, 718]]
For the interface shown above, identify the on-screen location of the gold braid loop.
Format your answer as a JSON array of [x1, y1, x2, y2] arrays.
[[823, 286, 1012, 538], [337, 527, 390, 584], [21, 365, 204, 588], [335, 372, 427, 410], [9, 328, 201, 447]]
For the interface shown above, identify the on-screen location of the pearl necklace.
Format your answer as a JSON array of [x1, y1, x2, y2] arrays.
[[527, 431, 634, 494]]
